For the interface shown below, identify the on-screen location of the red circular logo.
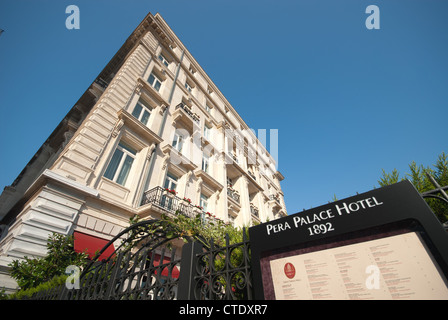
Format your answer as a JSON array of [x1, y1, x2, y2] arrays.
[[284, 263, 296, 279]]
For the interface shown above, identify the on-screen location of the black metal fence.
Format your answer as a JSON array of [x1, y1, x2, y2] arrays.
[[31, 247, 181, 300], [24, 219, 252, 300], [73, 247, 181, 300], [179, 231, 252, 300], [22, 182, 447, 300]]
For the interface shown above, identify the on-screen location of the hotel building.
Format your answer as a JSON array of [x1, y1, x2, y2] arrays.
[[0, 12, 287, 293]]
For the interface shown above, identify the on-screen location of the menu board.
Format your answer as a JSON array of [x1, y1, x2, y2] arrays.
[[268, 232, 448, 300]]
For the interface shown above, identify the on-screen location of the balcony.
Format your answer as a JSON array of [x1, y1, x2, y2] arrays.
[[172, 102, 200, 130], [176, 103, 200, 123], [141, 186, 195, 218], [248, 171, 256, 181], [231, 152, 238, 164], [227, 187, 240, 203], [140, 186, 223, 224], [94, 78, 109, 89], [268, 194, 282, 210], [89, 78, 110, 100], [250, 203, 259, 218]]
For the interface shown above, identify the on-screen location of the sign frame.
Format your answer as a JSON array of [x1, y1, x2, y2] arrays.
[[249, 180, 448, 300]]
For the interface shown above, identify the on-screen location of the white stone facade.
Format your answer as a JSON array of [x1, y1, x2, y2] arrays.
[[0, 12, 286, 293]]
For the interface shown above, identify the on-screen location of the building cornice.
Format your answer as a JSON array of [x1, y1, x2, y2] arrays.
[[28, 170, 99, 199], [116, 109, 163, 146]]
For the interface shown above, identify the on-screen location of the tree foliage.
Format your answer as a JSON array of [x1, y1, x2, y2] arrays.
[[379, 151, 448, 223], [8, 233, 88, 290], [127, 212, 246, 250], [7, 212, 248, 298]]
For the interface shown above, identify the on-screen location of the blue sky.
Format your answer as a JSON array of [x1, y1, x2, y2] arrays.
[[0, 0, 447, 215]]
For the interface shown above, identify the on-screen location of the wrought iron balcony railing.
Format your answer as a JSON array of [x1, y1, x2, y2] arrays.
[[248, 171, 256, 181], [231, 153, 238, 164], [141, 186, 195, 218], [269, 194, 281, 204], [141, 187, 224, 226], [175, 103, 200, 124], [227, 187, 240, 203], [94, 78, 109, 89], [250, 204, 259, 218]]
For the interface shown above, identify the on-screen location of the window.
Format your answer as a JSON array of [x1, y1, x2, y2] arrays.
[[162, 173, 178, 210], [199, 194, 210, 223], [158, 54, 169, 67], [164, 172, 178, 191], [172, 131, 184, 153], [185, 81, 193, 93], [132, 100, 151, 126], [204, 124, 211, 141], [202, 153, 210, 174], [104, 142, 137, 186], [205, 104, 212, 114], [148, 72, 162, 92], [200, 194, 208, 212]]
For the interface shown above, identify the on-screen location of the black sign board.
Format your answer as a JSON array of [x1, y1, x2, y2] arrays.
[[249, 180, 448, 300]]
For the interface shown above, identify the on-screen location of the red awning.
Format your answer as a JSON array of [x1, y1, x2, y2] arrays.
[[74, 231, 116, 261], [151, 253, 180, 279]]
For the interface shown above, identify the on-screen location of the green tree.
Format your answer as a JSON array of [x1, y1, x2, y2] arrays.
[[9, 233, 88, 290], [378, 152, 448, 223], [378, 168, 401, 187]]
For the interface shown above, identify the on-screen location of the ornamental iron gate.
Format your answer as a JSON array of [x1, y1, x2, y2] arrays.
[[28, 219, 252, 300], [20, 180, 448, 300], [178, 231, 252, 300]]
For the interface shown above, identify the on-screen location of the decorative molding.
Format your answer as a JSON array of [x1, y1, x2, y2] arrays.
[[112, 119, 125, 138], [134, 81, 144, 95], [185, 171, 193, 187], [159, 104, 167, 115], [117, 109, 163, 145], [194, 169, 223, 192], [161, 154, 169, 170], [38, 169, 99, 198], [147, 143, 156, 160], [197, 177, 203, 193], [136, 77, 169, 107]]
